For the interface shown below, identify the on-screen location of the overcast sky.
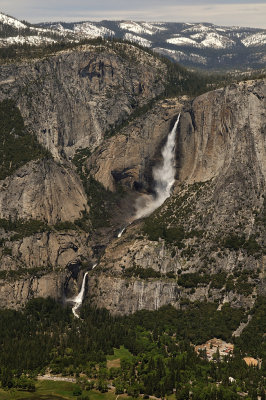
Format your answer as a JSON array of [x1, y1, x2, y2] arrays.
[[1, 0, 266, 29]]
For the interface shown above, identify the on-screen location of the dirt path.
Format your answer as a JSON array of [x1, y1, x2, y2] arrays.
[[37, 374, 76, 383]]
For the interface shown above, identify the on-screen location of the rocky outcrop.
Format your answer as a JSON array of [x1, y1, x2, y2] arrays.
[[88, 273, 255, 315], [0, 270, 66, 309], [0, 43, 167, 159], [1, 230, 90, 271], [176, 80, 266, 184], [0, 159, 89, 224], [0, 230, 94, 308], [85, 220, 260, 314], [88, 274, 182, 314], [175, 79, 266, 236]]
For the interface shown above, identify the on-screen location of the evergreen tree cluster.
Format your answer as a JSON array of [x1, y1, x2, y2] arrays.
[[0, 297, 264, 399], [0, 99, 51, 180]]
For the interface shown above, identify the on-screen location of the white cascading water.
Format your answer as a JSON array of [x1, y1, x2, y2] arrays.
[[71, 271, 88, 318], [117, 227, 126, 238], [134, 113, 180, 220]]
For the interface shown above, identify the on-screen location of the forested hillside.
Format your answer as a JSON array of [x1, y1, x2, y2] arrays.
[[0, 297, 265, 399]]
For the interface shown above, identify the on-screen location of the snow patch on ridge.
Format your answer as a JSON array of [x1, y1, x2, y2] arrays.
[[120, 22, 154, 35], [166, 36, 198, 46], [120, 21, 167, 35], [155, 47, 207, 65], [200, 32, 235, 49], [124, 32, 152, 47], [0, 35, 56, 46], [242, 32, 266, 47], [46, 23, 73, 34], [73, 22, 114, 37], [0, 12, 27, 29], [167, 31, 234, 49], [182, 24, 213, 34]]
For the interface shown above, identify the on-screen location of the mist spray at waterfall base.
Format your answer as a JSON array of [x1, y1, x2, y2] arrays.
[[134, 113, 180, 220]]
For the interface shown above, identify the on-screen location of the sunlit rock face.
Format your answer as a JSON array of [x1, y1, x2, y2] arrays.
[[0, 159, 89, 224]]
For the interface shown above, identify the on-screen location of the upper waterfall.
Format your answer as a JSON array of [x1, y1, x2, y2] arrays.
[[134, 113, 180, 220]]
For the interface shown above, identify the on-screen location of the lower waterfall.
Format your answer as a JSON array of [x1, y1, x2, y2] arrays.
[[71, 272, 88, 318]]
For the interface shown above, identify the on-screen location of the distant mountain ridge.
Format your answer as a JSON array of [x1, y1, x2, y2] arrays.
[[1, 11, 266, 70]]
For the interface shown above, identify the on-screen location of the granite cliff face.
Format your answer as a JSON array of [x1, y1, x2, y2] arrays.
[[85, 79, 266, 314], [0, 228, 93, 308], [0, 40, 170, 308], [0, 42, 265, 313], [177, 80, 266, 184], [0, 159, 89, 224], [0, 270, 66, 309], [0, 43, 166, 160], [0, 94, 184, 309]]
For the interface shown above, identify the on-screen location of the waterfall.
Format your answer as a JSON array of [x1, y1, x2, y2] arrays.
[[134, 113, 180, 220], [71, 272, 88, 318], [117, 227, 126, 238]]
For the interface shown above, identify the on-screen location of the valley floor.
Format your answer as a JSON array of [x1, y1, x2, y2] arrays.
[[0, 380, 164, 400], [0, 380, 114, 400]]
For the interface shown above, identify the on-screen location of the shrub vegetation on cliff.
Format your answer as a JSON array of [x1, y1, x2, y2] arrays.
[[0, 99, 51, 180], [0, 217, 48, 237], [72, 152, 124, 229]]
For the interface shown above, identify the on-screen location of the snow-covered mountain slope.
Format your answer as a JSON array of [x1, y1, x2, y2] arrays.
[[32, 19, 266, 70], [0, 12, 27, 29], [119, 21, 167, 35], [0, 11, 74, 46], [124, 32, 152, 47], [0, 35, 56, 46], [1, 12, 266, 70], [73, 22, 114, 37], [242, 32, 266, 47]]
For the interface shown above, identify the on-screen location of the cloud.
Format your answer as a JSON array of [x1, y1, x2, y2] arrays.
[[1, 1, 266, 28]]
